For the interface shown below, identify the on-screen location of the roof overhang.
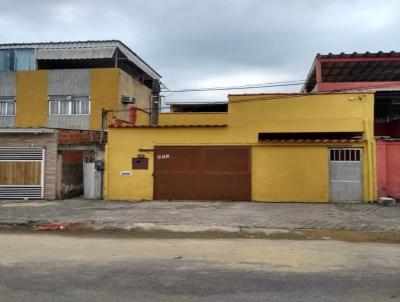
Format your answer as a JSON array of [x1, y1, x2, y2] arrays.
[[36, 47, 116, 60], [0, 40, 161, 81], [0, 128, 56, 134]]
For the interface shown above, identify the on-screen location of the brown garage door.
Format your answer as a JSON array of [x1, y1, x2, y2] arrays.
[[154, 146, 251, 201]]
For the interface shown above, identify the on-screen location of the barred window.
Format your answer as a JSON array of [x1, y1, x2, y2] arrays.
[[49, 95, 90, 115], [0, 98, 16, 116], [330, 149, 361, 161]]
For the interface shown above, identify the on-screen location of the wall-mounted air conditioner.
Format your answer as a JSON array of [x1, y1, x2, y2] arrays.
[[121, 95, 136, 104]]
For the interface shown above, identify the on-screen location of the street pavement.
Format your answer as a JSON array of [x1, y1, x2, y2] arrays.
[[0, 232, 399, 302], [0, 199, 399, 232]]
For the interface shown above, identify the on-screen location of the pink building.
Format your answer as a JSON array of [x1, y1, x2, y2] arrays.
[[303, 52, 400, 200]]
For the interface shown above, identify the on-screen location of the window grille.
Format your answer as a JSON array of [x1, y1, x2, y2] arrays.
[[48, 95, 90, 115], [330, 149, 361, 162]]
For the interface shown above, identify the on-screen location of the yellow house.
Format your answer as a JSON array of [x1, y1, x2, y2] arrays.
[[105, 92, 377, 203]]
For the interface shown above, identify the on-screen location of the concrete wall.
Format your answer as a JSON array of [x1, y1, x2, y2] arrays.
[[47, 115, 90, 130], [48, 69, 90, 95], [0, 71, 16, 96], [105, 93, 376, 202], [119, 69, 152, 110], [0, 132, 58, 200], [0, 116, 15, 128]]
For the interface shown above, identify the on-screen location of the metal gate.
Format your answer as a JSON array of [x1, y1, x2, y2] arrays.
[[154, 146, 251, 201], [0, 148, 45, 199], [329, 148, 362, 202]]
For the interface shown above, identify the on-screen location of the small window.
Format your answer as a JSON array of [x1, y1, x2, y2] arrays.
[[0, 98, 16, 116], [330, 149, 361, 161], [0, 49, 35, 71], [49, 95, 90, 115]]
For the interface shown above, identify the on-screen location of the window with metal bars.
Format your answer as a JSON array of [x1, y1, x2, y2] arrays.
[[330, 149, 361, 161], [48, 95, 90, 115]]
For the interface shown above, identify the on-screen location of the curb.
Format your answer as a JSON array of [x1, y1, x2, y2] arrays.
[[1, 221, 400, 243]]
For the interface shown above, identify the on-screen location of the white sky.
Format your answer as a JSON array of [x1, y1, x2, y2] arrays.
[[1, 0, 399, 103]]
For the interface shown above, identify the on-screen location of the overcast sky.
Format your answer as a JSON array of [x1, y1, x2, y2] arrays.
[[0, 0, 399, 103]]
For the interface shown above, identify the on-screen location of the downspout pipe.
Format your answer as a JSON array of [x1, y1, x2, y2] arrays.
[[151, 80, 161, 126]]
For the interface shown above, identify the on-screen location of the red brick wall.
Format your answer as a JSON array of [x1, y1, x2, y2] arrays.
[[58, 130, 102, 145]]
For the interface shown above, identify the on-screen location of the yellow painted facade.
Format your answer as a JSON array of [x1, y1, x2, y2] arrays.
[[105, 93, 377, 203], [90, 68, 120, 130], [15, 70, 48, 127], [11, 68, 151, 130]]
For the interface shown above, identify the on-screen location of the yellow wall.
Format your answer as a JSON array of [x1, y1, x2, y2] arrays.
[[228, 93, 374, 141], [252, 145, 329, 202], [90, 68, 120, 130], [15, 70, 48, 127], [158, 113, 227, 126], [105, 93, 376, 202]]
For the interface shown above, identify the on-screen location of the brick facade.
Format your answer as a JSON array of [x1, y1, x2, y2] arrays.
[[58, 129, 102, 145], [0, 132, 58, 200]]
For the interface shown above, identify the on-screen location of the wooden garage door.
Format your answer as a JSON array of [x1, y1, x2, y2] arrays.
[[154, 146, 251, 200], [0, 148, 44, 199]]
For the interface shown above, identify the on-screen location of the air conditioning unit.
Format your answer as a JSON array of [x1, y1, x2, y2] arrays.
[[121, 95, 136, 104]]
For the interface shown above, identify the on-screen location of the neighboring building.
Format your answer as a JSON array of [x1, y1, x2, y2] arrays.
[[105, 92, 376, 203], [303, 52, 400, 200], [167, 101, 228, 112], [0, 40, 161, 199]]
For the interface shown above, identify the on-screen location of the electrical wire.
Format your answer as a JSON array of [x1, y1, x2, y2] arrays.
[[161, 69, 400, 93], [102, 70, 400, 114]]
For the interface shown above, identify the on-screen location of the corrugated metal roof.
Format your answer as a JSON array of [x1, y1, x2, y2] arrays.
[[36, 46, 116, 60], [302, 51, 400, 92], [0, 40, 161, 80], [318, 51, 400, 59]]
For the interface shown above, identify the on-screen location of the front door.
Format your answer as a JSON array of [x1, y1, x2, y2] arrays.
[[329, 148, 362, 202]]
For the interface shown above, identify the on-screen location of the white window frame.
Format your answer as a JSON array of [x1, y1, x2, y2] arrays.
[[0, 97, 16, 116], [48, 96, 90, 116]]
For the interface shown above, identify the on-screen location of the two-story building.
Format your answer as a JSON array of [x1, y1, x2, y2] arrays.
[[105, 92, 376, 203], [0, 40, 161, 200]]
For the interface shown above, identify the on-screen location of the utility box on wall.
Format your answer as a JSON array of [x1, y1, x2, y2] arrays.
[[132, 157, 148, 170]]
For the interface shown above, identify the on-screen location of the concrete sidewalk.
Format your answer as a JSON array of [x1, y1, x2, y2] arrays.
[[0, 199, 399, 240]]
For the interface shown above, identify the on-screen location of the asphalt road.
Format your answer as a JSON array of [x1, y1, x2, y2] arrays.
[[0, 232, 399, 302]]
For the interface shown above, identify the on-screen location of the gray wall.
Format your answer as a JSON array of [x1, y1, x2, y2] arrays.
[[47, 115, 89, 130], [0, 72, 16, 96], [48, 69, 90, 95], [0, 72, 16, 128], [47, 69, 91, 130]]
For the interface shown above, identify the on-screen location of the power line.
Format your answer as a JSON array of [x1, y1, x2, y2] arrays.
[[104, 73, 400, 115], [161, 69, 400, 93]]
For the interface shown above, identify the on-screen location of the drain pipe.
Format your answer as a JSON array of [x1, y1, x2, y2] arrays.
[[150, 80, 161, 126]]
